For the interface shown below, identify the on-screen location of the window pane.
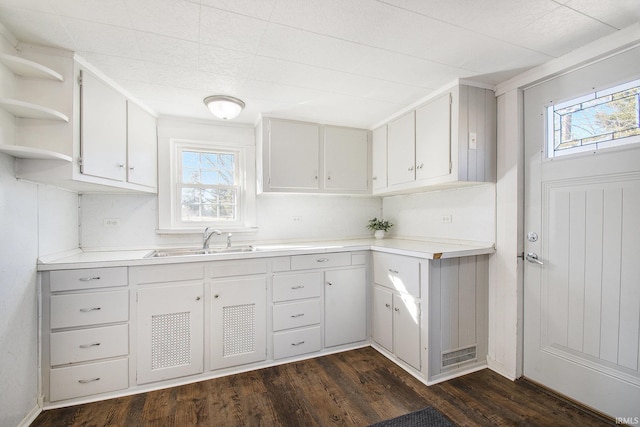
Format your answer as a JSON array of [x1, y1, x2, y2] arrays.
[[180, 187, 237, 222], [181, 151, 236, 185], [548, 79, 640, 157]]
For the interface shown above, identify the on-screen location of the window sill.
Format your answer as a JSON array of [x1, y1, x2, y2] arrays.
[[155, 227, 258, 235]]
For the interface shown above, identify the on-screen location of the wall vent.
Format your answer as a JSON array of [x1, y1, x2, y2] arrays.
[[442, 345, 477, 368]]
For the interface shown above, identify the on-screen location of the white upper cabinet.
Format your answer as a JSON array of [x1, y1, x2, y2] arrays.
[[415, 92, 451, 181], [259, 117, 370, 194], [387, 111, 415, 186], [11, 47, 157, 193], [268, 119, 320, 191], [323, 126, 368, 191], [80, 69, 127, 182], [371, 125, 387, 190], [126, 101, 157, 188], [376, 83, 496, 195]]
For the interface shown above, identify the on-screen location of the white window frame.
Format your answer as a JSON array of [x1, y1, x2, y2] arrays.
[[173, 142, 243, 228], [157, 137, 256, 232], [546, 78, 640, 159]]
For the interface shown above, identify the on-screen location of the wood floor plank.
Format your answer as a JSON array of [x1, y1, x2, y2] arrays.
[[31, 347, 616, 427]]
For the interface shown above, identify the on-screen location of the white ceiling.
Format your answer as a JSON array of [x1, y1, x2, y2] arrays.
[[0, 0, 638, 128]]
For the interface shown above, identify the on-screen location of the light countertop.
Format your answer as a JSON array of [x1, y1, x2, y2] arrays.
[[37, 238, 495, 271]]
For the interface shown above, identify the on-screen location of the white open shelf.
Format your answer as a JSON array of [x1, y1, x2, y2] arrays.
[[0, 53, 64, 81], [0, 144, 72, 161], [0, 98, 69, 122]]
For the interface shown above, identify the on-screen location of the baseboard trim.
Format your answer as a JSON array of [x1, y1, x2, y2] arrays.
[[18, 404, 42, 427]]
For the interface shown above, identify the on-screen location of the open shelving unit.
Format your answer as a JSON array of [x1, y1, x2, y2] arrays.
[[0, 144, 71, 161], [0, 98, 69, 121], [0, 53, 64, 81]]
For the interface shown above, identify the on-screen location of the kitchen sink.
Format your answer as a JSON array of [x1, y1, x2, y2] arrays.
[[145, 245, 255, 258]]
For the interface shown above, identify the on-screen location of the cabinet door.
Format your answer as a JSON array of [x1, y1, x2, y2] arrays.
[[415, 93, 451, 181], [372, 125, 387, 190], [387, 111, 415, 186], [268, 119, 320, 190], [325, 267, 366, 347], [211, 276, 266, 370], [323, 126, 368, 191], [80, 69, 127, 182], [393, 293, 421, 370], [372, 286, 393, 351], [136, 283, 204, 384], [126, 101, 157, 188]]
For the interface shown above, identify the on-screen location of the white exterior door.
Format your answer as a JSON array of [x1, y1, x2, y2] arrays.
[[524, 48, 640, 419]]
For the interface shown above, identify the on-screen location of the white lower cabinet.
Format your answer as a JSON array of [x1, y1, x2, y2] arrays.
[[273, 326, 322, 359], [50, 358, 129, 402], [136, 283, 204, 384], [371, 253, 422, 371], [392, 292, 421, 370], [371, 252, 489, 383], [272, 271, 322, 359], [211, 276, 267, 370], [38, 250, 488, 406], [42, 267, 130, 403], [324, 267, 367, 347]]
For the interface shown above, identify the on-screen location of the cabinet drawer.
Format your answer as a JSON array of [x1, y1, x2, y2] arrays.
[[130, 263, 205, 285], [373, 252, 420, 297], [210, 258, 267, 278], [50, 290, 129, 329], [50, 324, 129, 366], [273, 299, 321, 331], [290, 252, 351, 270], [273, 326, 321, 359], [273, 272, 322, 302], [49, 358, 128, 402], [50, 267, 127, 292]]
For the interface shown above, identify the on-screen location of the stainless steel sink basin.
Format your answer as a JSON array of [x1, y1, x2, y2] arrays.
[[145, 245, 255, 258]]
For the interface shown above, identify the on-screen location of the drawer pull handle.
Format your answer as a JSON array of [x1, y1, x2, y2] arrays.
[[291, 285, 305, 289], [79, 342, 101, 349], [316, 258, 329, 263], [291, 341, 305, 347], [385, 303, 391, 308], [78, 377, 100, 384], [388, 269, 399, 274], [79, 276, 100, 281], [79, 307, 101, 312], [394, 307, 400, 312], [327, 281, 333, 286], [290, 313, 305, 318]]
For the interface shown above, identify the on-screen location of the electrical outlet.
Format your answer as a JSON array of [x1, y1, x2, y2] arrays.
[[291, 216, 303, 223], [441, 215, 452, 224], [103, 218, 121, 228]]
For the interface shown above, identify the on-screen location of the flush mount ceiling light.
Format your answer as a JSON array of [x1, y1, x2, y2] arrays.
[[203, 95, 245, 120]]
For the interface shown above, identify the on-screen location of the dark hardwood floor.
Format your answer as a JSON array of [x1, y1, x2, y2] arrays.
[[31, 347, 615, 426]]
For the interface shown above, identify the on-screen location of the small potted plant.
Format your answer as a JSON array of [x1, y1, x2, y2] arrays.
[[367, 217, 393, 239]]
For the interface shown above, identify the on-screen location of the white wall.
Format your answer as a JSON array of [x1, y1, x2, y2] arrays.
[[0, 27, 80, 426], [0, 153, 39, 427], [382, 184, 495, 243], [487, 90, 524, 380], [0, 155, 79, 427], [80, 192, 381, 249]]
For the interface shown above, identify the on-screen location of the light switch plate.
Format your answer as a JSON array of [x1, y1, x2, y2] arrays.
[[469, 132, 477, 150]]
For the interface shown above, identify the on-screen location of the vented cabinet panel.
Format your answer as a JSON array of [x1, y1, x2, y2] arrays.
[[211, 276, 266, 370], [136, 283, 204, 385]]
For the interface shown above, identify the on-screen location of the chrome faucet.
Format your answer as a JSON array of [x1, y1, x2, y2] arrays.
[[203, 227, 222, 249], [226, 233, 232, 249]]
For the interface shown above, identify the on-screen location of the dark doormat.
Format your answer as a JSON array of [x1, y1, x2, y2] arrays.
[[369, 406, 456, 427]]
